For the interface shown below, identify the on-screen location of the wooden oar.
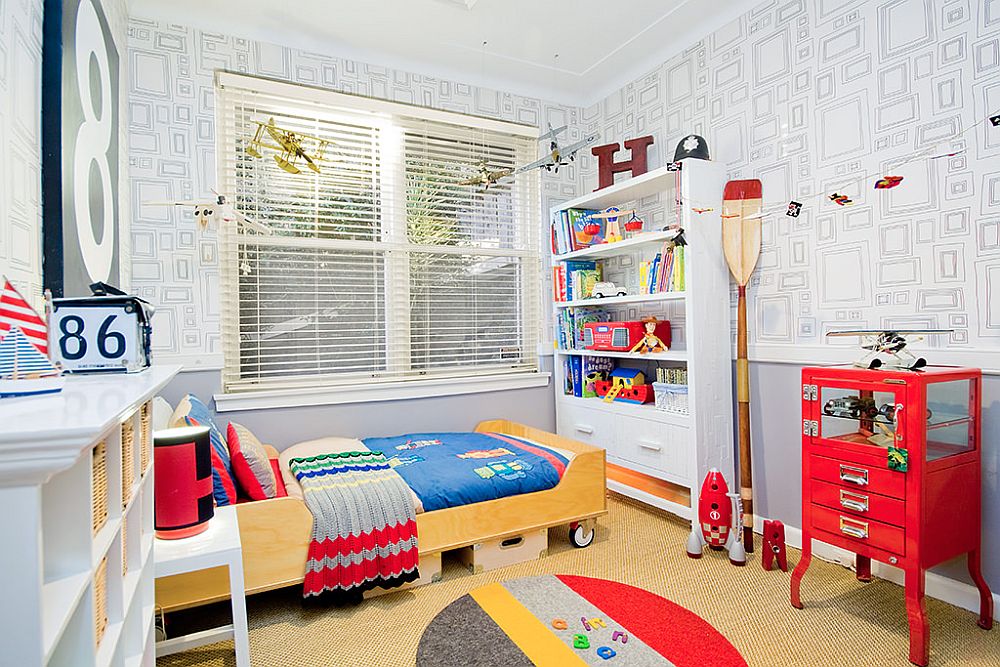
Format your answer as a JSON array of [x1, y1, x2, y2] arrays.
[[721, 179, 763, 553]]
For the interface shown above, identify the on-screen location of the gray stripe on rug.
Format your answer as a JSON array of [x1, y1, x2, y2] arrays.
[[416, 594, 533, 667], [501, 575, 674, 666]]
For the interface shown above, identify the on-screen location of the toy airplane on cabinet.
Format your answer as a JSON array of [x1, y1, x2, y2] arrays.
[[515, 124, 598, 174], [457, 161, 514, 190], [145, 193, 273, 235], [826, 329, 953, 370], [246, 117, 331, 174]]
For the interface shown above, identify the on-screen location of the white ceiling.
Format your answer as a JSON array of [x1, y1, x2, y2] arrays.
[[128, 0, 757, 107]]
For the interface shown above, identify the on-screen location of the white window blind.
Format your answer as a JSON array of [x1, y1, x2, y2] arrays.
[[215, 73, 541, 397]]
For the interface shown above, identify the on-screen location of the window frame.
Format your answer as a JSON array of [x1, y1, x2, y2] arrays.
[[212, 72, 547, 411]]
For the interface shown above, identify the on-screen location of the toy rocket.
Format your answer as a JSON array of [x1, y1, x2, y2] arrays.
[[687, 468, 733, 558]]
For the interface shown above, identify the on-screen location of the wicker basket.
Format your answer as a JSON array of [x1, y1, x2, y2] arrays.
[[91, 441, 108, 536], [140, 401, 152, 472], [94, 556, 108, 648], [653, 382, 689, 415], [121, 520, 128, 577], [122, 419, 135, 507]]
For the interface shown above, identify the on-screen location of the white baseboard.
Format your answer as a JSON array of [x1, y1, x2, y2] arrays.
[[754, 516, 999, 621]]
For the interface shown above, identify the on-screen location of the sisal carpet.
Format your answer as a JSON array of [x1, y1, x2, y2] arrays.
[[158, 495, 1000, 667]]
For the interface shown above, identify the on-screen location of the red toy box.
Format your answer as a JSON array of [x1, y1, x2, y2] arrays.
[[583, 320, 671, 352]]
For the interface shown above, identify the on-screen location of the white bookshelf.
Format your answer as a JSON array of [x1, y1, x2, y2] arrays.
[[552, 160, 735, 526], [0, 366, 180, 667]]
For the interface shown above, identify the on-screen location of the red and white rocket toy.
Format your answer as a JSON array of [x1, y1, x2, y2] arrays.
[[686, 468, 732, 558]]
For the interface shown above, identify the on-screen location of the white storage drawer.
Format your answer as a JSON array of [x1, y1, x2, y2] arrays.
[[614, 416, 690, 482], [557, 401, 616, 456]]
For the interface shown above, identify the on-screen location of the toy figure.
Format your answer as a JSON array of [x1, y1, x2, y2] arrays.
[[629, 316, 668, 354]]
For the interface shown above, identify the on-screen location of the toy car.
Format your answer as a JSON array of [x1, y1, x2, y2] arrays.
[[591, 281, 626, 298]]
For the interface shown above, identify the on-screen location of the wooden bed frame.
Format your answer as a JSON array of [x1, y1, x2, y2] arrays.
[[156, 420, 607, 611]]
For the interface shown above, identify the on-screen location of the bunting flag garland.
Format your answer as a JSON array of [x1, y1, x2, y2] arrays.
[[873, 175, 904, 190], [786, 201, 802, 218], [990, 114, 1000, 127], [0, 278, 48, 355], [828, 193, 853, 206]]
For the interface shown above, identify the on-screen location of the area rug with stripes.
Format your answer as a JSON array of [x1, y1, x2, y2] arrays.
[[416, 574, 747, 666]]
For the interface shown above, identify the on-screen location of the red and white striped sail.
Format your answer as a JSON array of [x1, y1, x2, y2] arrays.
[[0, 278, 48, 355]]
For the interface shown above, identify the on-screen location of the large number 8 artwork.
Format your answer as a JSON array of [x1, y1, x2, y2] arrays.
[[42, 0, 120, 297]]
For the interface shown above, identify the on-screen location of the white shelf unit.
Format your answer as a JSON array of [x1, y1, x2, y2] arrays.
[[0, 366, 180, 667], [551, 160, 734, 525]]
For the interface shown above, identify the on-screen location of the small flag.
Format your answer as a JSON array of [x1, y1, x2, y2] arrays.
[[990, 114, 1000, 127], [874, 175, 904, 190], [0, 278, 48, 355], [829, 192, 853, 206], [786, 201, 802, 217], [665, 162, 682, 172]]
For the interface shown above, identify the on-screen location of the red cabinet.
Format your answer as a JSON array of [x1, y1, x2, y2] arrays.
[[791, 366, 993, 666]]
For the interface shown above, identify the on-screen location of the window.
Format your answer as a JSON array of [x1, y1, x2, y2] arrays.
[[215, 73, 542, 405]]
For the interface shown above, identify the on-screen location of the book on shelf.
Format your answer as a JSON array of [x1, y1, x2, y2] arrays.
[[553, 260, 601, 302], [637, 242, 685, 294], [551, 208, 601, 255], [582, 356, 615, 398], [555, 307, 611, 350]]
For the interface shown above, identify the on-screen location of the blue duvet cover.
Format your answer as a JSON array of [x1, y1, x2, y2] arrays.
[[361, 432, 570, 512]]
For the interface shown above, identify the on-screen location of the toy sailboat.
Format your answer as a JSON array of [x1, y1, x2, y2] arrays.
[[0, 326, 63, 398]]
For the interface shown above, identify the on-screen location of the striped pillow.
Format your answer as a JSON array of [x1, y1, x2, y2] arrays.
[[171, 394, 237, 506]]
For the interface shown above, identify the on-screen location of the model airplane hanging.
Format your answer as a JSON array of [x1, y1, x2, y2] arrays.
[[515, 124, 599, 174], [457, 161, 514, 190], [826, 329, 954, 370], [246, 117, 331, 175], [145, 193, 273, 235]]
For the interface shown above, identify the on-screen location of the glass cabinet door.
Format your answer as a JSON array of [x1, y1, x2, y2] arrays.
[[817, 384, 902, 451], [925, 378, 975, 461]]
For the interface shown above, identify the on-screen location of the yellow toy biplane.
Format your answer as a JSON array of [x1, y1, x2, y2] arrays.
[[246, 118, 330, 175]]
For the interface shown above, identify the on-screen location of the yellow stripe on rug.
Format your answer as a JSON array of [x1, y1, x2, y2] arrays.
[[470, 582, 587, 666]]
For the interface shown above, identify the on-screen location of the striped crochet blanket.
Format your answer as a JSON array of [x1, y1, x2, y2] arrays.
[[289, 451, 420, 603]]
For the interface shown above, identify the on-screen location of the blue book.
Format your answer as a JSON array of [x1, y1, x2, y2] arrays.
[[570, 355, 584, 397]]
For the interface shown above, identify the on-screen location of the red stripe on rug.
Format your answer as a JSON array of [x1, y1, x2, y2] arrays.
[[486, 433, 567, 477], [556, 574, 747, 667]]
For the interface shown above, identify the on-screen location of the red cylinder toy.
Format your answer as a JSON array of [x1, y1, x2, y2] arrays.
[[153, 425, 214, 539]]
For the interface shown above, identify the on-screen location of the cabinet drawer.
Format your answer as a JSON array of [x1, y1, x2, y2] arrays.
[[811, 504, 905, 556], [557, 403, 616, 454], [810, 479, 906, 527], [810, 454, 905, 499], [614, 417, 690, 481]]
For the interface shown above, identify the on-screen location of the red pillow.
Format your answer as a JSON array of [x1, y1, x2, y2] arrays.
[[227, 423, 278, 501]]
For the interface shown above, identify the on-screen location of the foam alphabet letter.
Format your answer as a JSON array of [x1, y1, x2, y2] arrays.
[[588, 617, 607, 629], [612, 631, 628, 644], [580, 617, 592, 632], [597, 646, 617, 660], [573, 634, 590, 649], [551, 618, 568, 630]]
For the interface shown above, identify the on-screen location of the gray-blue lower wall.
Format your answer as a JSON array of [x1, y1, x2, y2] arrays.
[[160, 356, 997, 595], [160, 361, 556, 449]]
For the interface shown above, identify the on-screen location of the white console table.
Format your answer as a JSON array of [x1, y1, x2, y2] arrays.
[[0, 365, 180, 667]]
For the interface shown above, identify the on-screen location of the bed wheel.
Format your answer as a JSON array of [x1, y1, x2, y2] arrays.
[[569, 523, 595, 548]]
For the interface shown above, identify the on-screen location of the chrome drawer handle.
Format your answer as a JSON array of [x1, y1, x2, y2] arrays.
[[574, 425, 594, 435], [839, 464, 869, 486], [639, 441, 662, 452], [839, 516, 869, 540], [839, 490, 869, 513]]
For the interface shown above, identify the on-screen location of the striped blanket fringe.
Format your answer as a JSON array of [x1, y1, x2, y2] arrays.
[[290, 451, 420, 604]]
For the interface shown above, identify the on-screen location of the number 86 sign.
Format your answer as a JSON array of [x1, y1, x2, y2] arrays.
[[49, 296, 154, 373]]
